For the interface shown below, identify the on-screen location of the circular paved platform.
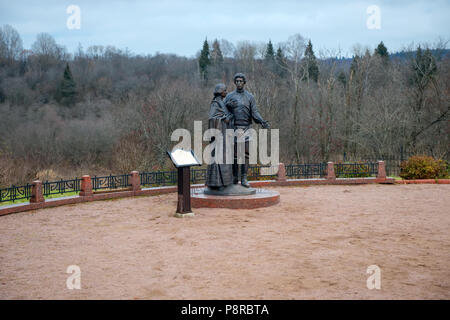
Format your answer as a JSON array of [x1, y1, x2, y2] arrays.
[[191, 188, 280, 209]]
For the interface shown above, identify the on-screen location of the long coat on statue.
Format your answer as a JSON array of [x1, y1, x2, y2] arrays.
[[205, 96, 234, 188]]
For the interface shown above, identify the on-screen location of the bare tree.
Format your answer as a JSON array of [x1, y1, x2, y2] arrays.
[[31, 33, 69, 72], [0, 24, 23, 64], [234, 41, 257, 74], [279, 33, 307, 161], [219, 39, 236, 58]]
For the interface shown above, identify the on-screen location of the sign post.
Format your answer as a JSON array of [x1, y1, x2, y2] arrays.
[[167, 149, 201, 218]]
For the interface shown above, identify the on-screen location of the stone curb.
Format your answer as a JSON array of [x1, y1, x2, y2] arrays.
[[0, 176, 402, 217], [395, 179, 450, 184]]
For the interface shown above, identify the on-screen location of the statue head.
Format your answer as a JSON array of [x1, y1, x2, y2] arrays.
[[213, 83, 227, 98], [233, 73, 246, 91]]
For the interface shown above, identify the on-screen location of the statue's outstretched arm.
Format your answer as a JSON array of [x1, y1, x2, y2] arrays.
[[250, 96, 270, 128]]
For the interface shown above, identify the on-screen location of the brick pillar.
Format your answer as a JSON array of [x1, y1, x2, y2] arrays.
[[130, 171, 141, 193], [377, 161, 387, 180], [79, 175, 93, 197], [30, 180, 45, 203], [276, 163, 287, 182], [327, 162, 336, 180]]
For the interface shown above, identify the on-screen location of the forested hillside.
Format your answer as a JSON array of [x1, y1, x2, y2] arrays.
[[0, 25, 448, 186]]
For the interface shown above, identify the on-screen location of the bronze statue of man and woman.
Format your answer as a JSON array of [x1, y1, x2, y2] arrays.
[[205, 73, 270, 195]]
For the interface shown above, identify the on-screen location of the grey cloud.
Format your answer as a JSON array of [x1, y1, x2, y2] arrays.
[[0, 0, 448, 57]]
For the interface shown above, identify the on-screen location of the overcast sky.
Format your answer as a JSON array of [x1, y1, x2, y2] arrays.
[[1, 0, 449, 57]]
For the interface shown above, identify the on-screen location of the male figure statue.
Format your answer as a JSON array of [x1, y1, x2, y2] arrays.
[[225, 73, 270, 188]]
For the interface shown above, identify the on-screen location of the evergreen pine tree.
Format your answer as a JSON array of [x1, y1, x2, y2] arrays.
[[210, 39, 224, 79], [210, 39, 223, 67], [304, 40, 319, 82], [337, 71, 347, 87], [198, 39, 211, 81], [375, 41, 389, 64], [58, 63, 77, 106], [275, 47, 287, 77], [375, 41, 389, 58], [264, 40, 275, 62]]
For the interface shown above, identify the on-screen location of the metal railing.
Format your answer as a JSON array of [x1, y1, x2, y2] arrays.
[[0, 184, 32, 203], [0, 162, 380, 203], [43, 178, 81, 197], [191, 168, 207, 184], [285, 163, 327, 178], [140, 171, 177, 187], [334, 163, 378, 178], [139, 166, 276, 187], [92, 174, 131, 191], [342, 157, 401, 176]]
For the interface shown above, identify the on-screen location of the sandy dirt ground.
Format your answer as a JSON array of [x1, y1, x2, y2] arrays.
[[0, 184, 449, 300]]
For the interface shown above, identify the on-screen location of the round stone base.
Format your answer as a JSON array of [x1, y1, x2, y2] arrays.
[[192, 188, 280, 209], [204, 184, 256, 196]]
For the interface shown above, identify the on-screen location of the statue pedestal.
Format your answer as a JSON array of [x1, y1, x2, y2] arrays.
[[204, 184, 256, 196], [192, 188, 280, 209]]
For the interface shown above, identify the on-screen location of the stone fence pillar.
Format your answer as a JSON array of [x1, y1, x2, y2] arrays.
[[377, 161, 387, 180], [276, 163, 287, 182], [79, 175, 93, 197], [326, 162, 336, 180], [131, 171, 141, 192], [30, 180, 45, 203]]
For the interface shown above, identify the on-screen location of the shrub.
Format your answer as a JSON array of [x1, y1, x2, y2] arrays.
[[400, 155, 449, 180]]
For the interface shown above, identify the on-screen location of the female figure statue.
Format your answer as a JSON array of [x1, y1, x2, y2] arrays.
[[205, 83, 234, 190]]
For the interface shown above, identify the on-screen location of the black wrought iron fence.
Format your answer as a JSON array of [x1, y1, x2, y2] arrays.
[[43, 178, 81, 197], [334, 162, 378, 178], [0, 162, 381, 204], [343, 158, 403, 177], [139, 166, 277, 187], [285, 163, 327, 178], [140, 171, 177, 187], [92, 174, 131, 191], [248, 165, 278, 180], [0, 184, 32, 203], [191, 168, 207, 184], [340, 150, 450, 177]]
